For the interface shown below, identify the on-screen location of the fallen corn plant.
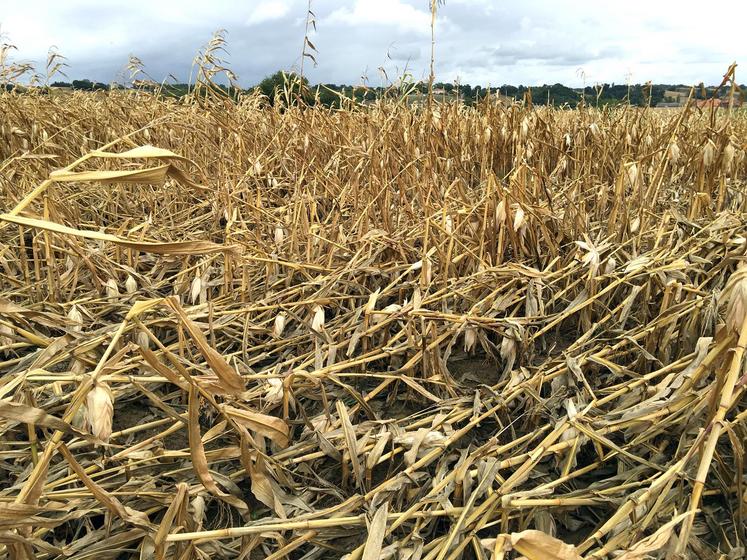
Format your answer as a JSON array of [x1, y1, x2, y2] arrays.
[[1, 80, 747, 560]]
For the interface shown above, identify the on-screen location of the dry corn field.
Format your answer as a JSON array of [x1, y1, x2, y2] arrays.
[[1, 89, 747, 560]]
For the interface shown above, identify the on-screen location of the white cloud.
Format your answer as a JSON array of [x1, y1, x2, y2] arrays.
[[326, 0, 432, 35], [247, 1, 291, 26], [0, 0, 745, 87]]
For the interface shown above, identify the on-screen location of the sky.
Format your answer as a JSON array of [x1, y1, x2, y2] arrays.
[[1, 0, 745, 88]]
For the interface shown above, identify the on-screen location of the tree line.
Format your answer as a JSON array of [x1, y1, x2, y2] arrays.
[[42, 72, 746, 108]]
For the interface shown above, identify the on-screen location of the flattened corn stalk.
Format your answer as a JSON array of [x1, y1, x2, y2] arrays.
[[0, 85, 747, 560]]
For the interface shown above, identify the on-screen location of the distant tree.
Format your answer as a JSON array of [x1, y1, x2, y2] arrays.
[[472, 85, 483, 101], [69, 80, 109, 91], [71, 79, 94, 91], [502, 85, 518, 97], [161, 83, 193, 98], [316, 85, 343, 108], [256, 71, 310, 104], [459, 84, 473, 98], [433, 82, 453, 93]]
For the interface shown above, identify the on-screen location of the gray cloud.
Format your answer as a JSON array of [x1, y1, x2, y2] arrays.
[[1, 0, 744, 87]]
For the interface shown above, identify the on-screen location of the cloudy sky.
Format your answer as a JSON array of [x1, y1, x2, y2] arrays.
[[1, 0, 745, 87]]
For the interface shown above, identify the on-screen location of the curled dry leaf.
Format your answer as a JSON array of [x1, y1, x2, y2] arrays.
[[58, 444, 152, 529], [187, 386, 249, 516], [0, 400, 83, 436], [616, 512, 694, 560], [222, 404, 289, 447]]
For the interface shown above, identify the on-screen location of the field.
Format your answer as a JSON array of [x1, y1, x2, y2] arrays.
[[1, 88, 747, 559]]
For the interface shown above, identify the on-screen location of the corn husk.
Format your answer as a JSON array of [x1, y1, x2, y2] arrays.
[[723, 263, 747, 334], [311, 305, 325, 333], [273, 312, 287, 338], [86, 382, 114, 442], [68, 305, 83, 332], [125, 275, 137, 294], [463, 325, 477, 353], [105, 278, 119, 301]]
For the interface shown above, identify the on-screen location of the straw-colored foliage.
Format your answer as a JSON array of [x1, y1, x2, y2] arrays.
[[1, 84, 747, 560]]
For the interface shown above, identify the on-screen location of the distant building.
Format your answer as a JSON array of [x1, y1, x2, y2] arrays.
[[657, 88, 742, 109], [663, 90, 689, 104], [696, 98, 721, 109], [695, 95, 743, 109], [720, 92, 743, 108]]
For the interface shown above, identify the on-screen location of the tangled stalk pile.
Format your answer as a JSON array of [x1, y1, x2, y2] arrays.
[[1, 88, 747, 560]]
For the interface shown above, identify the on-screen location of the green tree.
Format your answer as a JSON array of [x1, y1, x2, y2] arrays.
[[255, 71, 310, 105], [71, 79, 94, 91]]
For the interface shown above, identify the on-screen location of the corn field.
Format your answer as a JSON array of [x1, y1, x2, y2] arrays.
[[1, 87, 747, 559]]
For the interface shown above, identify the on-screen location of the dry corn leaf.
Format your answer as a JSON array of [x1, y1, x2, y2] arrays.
[[337, 400, 364, 488], [153, 483, 189, 557], [1, 214, 236, 256], [187, 386, 248, 515], [362, 501, 388, 560], [90, 144, 194, 164], [58, 444, 152, 530], [222, 404, 289, 447], [616, 511, 694, 560], [508, 530, 581, 560], [166, 297, 245, 394], [238, 431, 286, 517], [0, 400, 83, 436], [50, 164, 171, 184]]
